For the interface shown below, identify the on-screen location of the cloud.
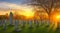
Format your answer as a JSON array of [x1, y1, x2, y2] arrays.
[[0, 2, 21, 9], [0, 2, 34, 15], [0, 2, 33, 9]]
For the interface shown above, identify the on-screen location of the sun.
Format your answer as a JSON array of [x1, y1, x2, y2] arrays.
[[52, 14, 60, 22], [56, 14, 60, 21], [56, 15, 60, 19]]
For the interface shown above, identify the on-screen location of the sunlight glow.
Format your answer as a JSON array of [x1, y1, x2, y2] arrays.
[[56, 15, 60, 19], [55, 14, 60, 21], [18, 6, 35, 18]]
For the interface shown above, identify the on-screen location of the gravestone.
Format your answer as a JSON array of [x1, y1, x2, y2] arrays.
[[36, 20, 39, 27], [29, 20, 33, 28], [34, 20, 39, 27], [14, 20, 22, 31], [46, 20, 50, 27], [0, 20, 2, 26], [14, 20, 19, 31], [57, 22, 60, 29], [9, 12, 13, 25], [14, 20, 22, 32], [3, 19, 6, 30], [39, 20, 43, 26], [22, 20, 26, 27]]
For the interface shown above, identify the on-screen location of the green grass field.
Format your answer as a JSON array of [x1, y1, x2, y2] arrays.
[[0, 23, 60, 33]]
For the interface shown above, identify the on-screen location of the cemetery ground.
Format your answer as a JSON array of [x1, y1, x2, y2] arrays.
[[0, 22, 60, 33]]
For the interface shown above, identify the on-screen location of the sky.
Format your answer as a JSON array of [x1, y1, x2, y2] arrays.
[[0, 0, 33, 9], [0, 0, 60, 21], [0, 0, 32, 4], [0, 0, 34, 15]]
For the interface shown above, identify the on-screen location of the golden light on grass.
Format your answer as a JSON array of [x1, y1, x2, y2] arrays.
[[51, 13, 60, 30]]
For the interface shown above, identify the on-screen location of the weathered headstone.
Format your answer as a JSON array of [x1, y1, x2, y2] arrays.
[[15, 20, 22, 31], [57, 22, 60, 29], [3, 19, 6, 30], [22, 20, 26, 27], [39, 20, 43, 26], [15, 20, 18, 31], [0, 20, 2, 26], [14, 20, 21, 31], [36, 20, 39, 27], [29, 20, 32, 28], [46, 20, 50, 27], [34, 20, 39, 27], [19, 20, 21, 25]]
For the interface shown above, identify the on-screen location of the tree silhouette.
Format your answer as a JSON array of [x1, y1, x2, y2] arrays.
[[29, 0, 60, 23]]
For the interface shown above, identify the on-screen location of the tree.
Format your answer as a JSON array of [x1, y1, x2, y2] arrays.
[[28, 0, 54, 25], [31, 0, 60, 27]]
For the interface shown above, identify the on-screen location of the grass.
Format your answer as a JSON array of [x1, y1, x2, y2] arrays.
[[0, 22, 60, 33]]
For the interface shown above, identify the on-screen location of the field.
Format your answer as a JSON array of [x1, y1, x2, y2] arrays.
[[0, 22, 60, 33]]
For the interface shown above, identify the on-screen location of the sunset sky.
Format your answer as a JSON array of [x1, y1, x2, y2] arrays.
[[0, 0, 60, 21], [0, 0, 34, 15]]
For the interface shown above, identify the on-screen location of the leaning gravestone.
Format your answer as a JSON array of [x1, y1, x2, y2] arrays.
[[3, 19, 6, 30], [29, 20, 33, 28]]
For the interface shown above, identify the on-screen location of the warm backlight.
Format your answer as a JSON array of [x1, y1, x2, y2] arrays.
[[56, 15, 60, 19], [56, 15, 60, 21], [18, 6, 35, 18], [52, 14, 60, 22]]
